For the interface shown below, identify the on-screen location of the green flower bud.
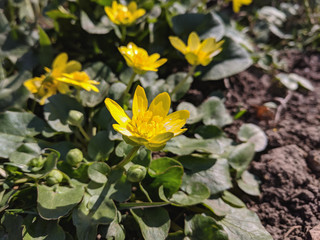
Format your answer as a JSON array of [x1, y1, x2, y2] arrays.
[[67, 110, 84, 126], [127, 165, 147, 183], [66, 148, 83, 167], [29, 156, 45, 168], [46, 169, 64, 186]]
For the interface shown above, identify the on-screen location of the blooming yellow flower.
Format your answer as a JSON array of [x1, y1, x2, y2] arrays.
[[119, 42, 167, 75], [57, 72, 100, 92], [24, 75, 58, 105], [232, 0, 252, 13], [24, 53, 100, 104], [105, 85, 189, 151], [105, 1, 146, 26], [169, 32, 224, 66]]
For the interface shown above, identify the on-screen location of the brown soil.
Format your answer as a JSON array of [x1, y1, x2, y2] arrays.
[[223, 50, 320, 240]]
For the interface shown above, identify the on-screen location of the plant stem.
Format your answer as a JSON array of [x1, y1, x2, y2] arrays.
[[121, 25, 127, 43], [170, 65, 196, 97], [139, 182, 152, 203], [112, 146, 140, 170], [121, 72, 137, 102], [78, 125, 90, 141]]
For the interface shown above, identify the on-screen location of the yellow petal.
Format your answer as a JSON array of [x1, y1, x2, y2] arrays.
[[113, 124, 133, 136], [148, 92, 171, 117], [146, 142, 166, 151], [52, 53, 68, 70], [169, 36, 187, 54], [64, 60, 82, 73], [152, 58, 167, 68], [126, 136, 148, 146], [134, 9, 146, 19], [185, 52, 199, 66], [149, 132, 174, 144], [188, 32, 200, 52], [164, 110, 189, 133], [132, 85, 148, 117], [128, 1, 137, 12], [199, 38, 216, 54], [105, 98, 131, 126], [232, 0, 241, 12]]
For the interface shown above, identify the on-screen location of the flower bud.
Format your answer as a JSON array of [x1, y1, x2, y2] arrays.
[[46, 169, 64, 186], [66, 148, 83, 167], [67, 110, 84, 126], [127, 165, 147, 183], [29, 156, 45, 168]]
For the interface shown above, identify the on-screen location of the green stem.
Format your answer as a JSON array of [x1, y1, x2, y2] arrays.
[[78, 125, 90, 142], [112, 146, 140, 170], [121, 25, 127, 43], [170, 65, 196, 97], [303, 0, 313, 24], [139, 182, 153, 203], [121, 72, 137, 102]]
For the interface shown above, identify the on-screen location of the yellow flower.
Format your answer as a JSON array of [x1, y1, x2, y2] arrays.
[[105, 85, 189, 151], [169, 32, 224, 66], [119, 42, 167, 75], [24, 53, 97, 105], [232, 0, 252, 13], [104, 1, 146, 26], [57, 72, 100, 92], [24, 75, 58, 105]]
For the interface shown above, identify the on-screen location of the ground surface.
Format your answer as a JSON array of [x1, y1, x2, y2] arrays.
[[223, 50, 320, 240]]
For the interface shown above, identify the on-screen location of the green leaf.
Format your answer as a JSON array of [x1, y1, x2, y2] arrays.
[[237, 171, 261, 196], [221, 191, 245, 208], [200, 37, 253, 81], [228, 142, 255, 178], [148, 157, 184, 197], [80, 11, 113, 34], [37, 25, 51, 46], [105, 220, 125, 240], [44, 94, 84, 133], [72, 192, 117, 240], [237, 123, 267, 152], [22, 216, 65, 240], [109, 82, 126, 101], [168, 181, 210, 206], [0, 71, 31, 111], [37, 184, 85, 220], [184, 214, 228, 240], [80, 62, 114, 107], [166, 72, 193, 101], [1, 212, 23, 239], [219, 207, 273, 240], [276, 73, 314, 91], [276, 73, 298, 90], [87, 162, 111, 184], [180, 157, 232, 195], [203, 198, 231, 217], [289, 73, 314, 91], [200, 96, 233, 127], [131, 207, 170, 240], [88, 131, 114, 161], [172, 11, 225, 41], [164, 135, 223, 156], [0, 111, 46, 158]]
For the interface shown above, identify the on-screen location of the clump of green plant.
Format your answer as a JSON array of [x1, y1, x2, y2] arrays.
[[0, 0, 272, 239]]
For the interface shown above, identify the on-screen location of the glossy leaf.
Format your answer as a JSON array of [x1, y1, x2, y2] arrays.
[[88, 131, 114, 161], [228, 142, 255, 178], [87, 162, 111, 184], [37, 184, 85, 220], [237, 171, 261, 196], [44, 94, 84, 133], [237, 124, 268, 152], [184, 214, 228, 240], [131, 207, 170, 240]]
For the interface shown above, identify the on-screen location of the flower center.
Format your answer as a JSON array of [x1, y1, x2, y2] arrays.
[[127, 111, 166, 139]]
